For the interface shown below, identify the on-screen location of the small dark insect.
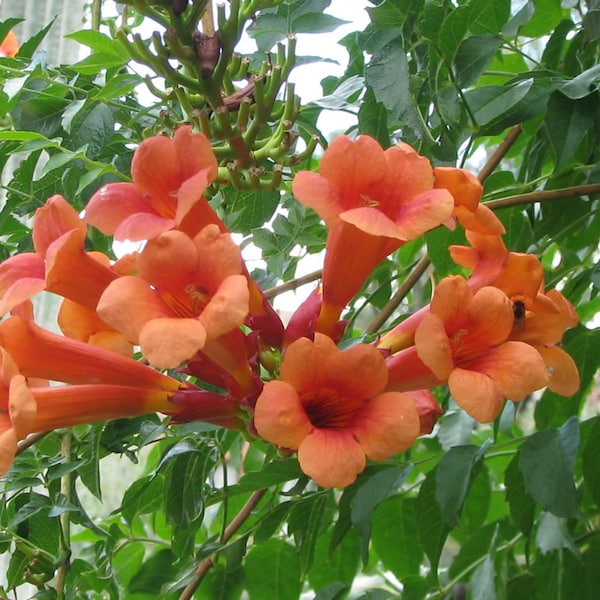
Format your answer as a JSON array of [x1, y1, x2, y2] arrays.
[[513, 299, 526, 325]]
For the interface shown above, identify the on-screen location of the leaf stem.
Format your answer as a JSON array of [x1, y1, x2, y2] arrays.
[[177, 488, 267, 600]]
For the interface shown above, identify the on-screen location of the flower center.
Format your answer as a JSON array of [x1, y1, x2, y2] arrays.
[[301, 387, 363, 430]]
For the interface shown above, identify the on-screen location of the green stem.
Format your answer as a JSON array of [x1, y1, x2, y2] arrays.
[[54, 433, 73, 598], [90, 0, 102, 31]]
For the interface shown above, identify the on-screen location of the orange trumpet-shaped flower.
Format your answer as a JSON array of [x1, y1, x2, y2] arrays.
[[0, 31, 18, 57], [510, 288, 579, 396], [292, 135, 455, 336], [0, 196, 118, 315], [386, 276, 548, 423], [0, 315, 181, 391], [85, 125, 220, 242], [0, 349, 242, 476], [97, 225, 250, 371], [254, 334, 420, 488]]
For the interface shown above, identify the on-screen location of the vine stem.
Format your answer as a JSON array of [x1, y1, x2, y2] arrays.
[[55, 433, 73, 597], [201, 0, 215, 35], [477, 124, 522, 182], [90, 0, 102, 31], [178, 488, 267, 600], [16, 431, 50, 454], [486, 183, 600, 210], [264, 269, 322, 299]]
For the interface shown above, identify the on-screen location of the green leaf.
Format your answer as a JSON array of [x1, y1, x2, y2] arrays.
[[449, 522, 496, 580], [465, 79, 551, 135], [113, 542, 146, 588], [65, 29, 125, 57], [244, 539, 302, 600], [222, 189, 281, 234], [69, 51, 128, 75], [371, 496, 423, 579], [520, 0, 568, 37], [350, 465, 413, 563], [469, 555, 497, 600], [358, 88, 390, 148], [309, 528, 360, 591], [313, 582, 349, 600], [225, 459, 303, 498], [454, 35, 502, 88], [287, 493, 328, 573], [128, 549, 177, 594], [582, 416, 600, 508], [415, 468, 449, 581], [535, 512, 578, 554], [68, 103, 115, 159], [558, 63, 600, 99], [519, 416, 581, 518], [435, 444, 486, 527], [164, 450, 213, 529], [505, 454, 536, 536], [545, 93, 596, 169], [365, 39, 425, 137]]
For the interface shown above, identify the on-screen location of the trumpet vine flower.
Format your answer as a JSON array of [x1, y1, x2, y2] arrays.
[[386, 276, 548, 422], [292, 135, 455, 336], [254, 334, 420, 488], [85, 125, 220, 242]]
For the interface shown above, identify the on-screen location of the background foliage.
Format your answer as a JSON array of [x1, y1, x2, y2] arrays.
[[1, 0, 599, 598]]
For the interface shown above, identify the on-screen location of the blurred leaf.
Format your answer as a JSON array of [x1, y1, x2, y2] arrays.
[[519, 416, 580, 518], [371, 496, 423, 579], [505, 454, 536, 536], [244, 539, 302, 600], [350, 465, 412, 563], [128, 549, 177, 594], [535, 512, 578, 554], [415, 468, 449, 581], [582, 416, 600, 507], [435, 444, 486, 528]]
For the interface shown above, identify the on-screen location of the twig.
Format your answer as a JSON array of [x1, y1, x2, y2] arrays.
[[16, 431, 50, 455], [366, 255, 431, 334], [54, 433, 73, 596], [477, 124, 522, 182], [178, 488, 267, 600], [486, 183, 600, 210], [90, 0, 102, 31], [263, 269, 322, 299]]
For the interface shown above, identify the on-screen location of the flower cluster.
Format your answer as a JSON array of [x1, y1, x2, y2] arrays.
[[0, 127, 579, 488]]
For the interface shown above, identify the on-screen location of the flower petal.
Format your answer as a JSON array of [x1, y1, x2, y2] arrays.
[[254, 380, 313, 449], [537, 345, 580, 396], [199, 274, 249, 339], [139, 317, 207, 369], [298, 428, 366, 488], [351, 391, 420, 460], [448, 367, 504, 422], [415, 312, 453, 380]]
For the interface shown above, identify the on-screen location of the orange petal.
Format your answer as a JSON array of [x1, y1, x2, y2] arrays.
[[537, 345, 580, 397], [298, 428, 366, 488], [464, 341, 548, 401], [448, 367, 504, 422], [433, 166, 482, 212], [139, 317, 207, 369], [173, 125, 218, 183], [464, 286, 514, 347], [281, 334, 388, 399], [199, 274, 249, 339], [0, 427, 18, 476], [430, 276, 473, 326], [392, 188, 455, 240], [319, 135, 387, 207], [0, 31, 19, 57], [85, 182, 153, 236], [9, 375, 37, 440], [415, 313, 453, 380], [175, 168, 213, 226], [455, 203, 506, 235], [351, 391, 420, 460], [292, 171, 342, 225], [97, 275, 168, 343], [254, 380, 313, 449], [33, 195, 87, 256]]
